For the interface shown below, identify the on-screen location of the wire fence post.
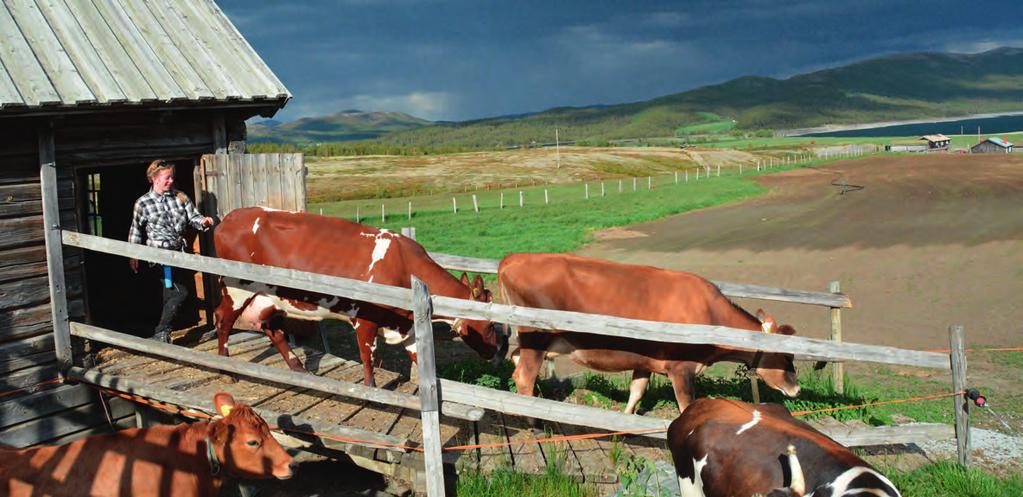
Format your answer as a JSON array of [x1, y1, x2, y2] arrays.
[[381, 204, 386, 223], [544, 189, 549, 204], [949, 324, 970, 467], [408, 201, 412, 222], [519, 191, 524, 208], [356, 206, 360, 223], [647, 176, 651, 189], [601, 182, 605, 197], [674, 171, 678, 184], [472, 194, 479, 213], [585, 183, 589, 199], [500, 191, 504, 209], [411, 277, 445, 497], [830, 281, 844, 394], [452, 197, 457, 214], [618, 179, 623, 193], [632, 177, 637, 191]]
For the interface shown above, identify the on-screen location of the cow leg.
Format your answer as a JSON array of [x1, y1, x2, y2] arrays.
[[354, 318, 379, 388], [623, 370, 652, 415], [666, 364, 699, 413], [512, 347, 546, 430], [263, 323, 302, 372]]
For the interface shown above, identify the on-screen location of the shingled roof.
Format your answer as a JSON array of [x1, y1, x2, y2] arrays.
[[0, 0, 290, 114]]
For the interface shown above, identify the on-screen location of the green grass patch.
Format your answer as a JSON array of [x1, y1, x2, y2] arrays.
[[312, 162, 793, 259], [886, 460, 1023, 497], [457, 449, 596, 497]]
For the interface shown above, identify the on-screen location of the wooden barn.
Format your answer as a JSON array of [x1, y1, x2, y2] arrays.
[[970, 136, 1014, 153], [920, 134, 950, 150], [0, 0, 300, 448]]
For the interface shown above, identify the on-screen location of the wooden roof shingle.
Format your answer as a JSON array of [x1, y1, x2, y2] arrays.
[[0, 0, 290, 113]]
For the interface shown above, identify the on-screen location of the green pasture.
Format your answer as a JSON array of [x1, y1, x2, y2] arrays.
[[310, 156, 854, 259]]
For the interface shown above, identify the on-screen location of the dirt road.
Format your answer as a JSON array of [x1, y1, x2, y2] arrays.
[[578, 154, 1023, 350]]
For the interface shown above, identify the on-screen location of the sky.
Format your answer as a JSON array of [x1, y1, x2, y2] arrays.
[[218, 0, 1023, 123]]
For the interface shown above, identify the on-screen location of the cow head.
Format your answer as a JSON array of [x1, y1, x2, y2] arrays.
[[456, 273, 509, 363], [209, 392, 295, 480], [751, 309, 800, 398]]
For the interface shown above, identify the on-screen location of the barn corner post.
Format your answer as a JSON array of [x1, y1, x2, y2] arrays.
[[411, 276, 446, 497], [829, 281, 844, 394], [948, 324, 970, 467], [39, 121, 73, 375]]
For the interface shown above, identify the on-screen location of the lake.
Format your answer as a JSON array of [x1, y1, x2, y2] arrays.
[[807, 113, 1023, 137]]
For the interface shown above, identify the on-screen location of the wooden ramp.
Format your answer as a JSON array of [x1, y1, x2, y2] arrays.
[[83, 331, 665, 494]]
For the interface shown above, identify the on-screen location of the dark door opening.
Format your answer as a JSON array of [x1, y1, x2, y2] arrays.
[[77, 161, 202, 338]]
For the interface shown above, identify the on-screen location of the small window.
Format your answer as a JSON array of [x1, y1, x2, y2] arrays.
[[86, 172, 102, 236]]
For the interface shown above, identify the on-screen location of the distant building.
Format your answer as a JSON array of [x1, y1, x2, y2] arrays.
[[920, 134, 951, 150], [885, 143, 928, 152], [970, 137, 1014, 153]]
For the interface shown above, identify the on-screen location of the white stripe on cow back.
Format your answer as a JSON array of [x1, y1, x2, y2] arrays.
[[823, 466, 901, 497], [678, 454, 709, 497], [252, 217, 260, 234], [735, 409, 761, 435], [362, 230, 394, 276]]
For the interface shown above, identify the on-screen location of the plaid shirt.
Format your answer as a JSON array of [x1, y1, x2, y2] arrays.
[[128, 189, 208, 250]]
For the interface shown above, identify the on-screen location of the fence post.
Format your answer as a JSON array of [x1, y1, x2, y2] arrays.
[[750, 377, 761, 404], [601, 182, 605, 197], [545, 189, 549, 204], [949, 324, 970, 467], [585, 183, 589, 199], [472, 194, 479, 213], [381, 204, 386, 222], [452, 197, 457, 214], [674, 171, 678, 184], [618, 179, 623, 193], [717, 164, 720, 177], [647, 176, 651, 189], [411, 277, 445, 497], [408, 201, 412, 222], [519, 191, 524, 208], [829, 281, 844, 394], [632, 177, 637, 191], [401, 226, 417, 240], [500, 192, 504, 209], [356, 206, 360, 223], [685, 170, 688, 183], [739, 163, 742, 176]]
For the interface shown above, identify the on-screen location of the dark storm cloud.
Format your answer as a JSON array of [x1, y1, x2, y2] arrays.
[[217, 0, 1023, 121]]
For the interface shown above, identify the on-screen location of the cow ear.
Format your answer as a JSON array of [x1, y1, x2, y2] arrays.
[[210, 419, 229, 445], [473, 274, 485, 290], [459, 272, 470, 286], [214, 392, 237, 418], [778, 324, 796, 336]]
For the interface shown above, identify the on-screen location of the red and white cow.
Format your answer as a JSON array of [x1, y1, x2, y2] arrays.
[[0, 392, 293, 497], [213, 207, 507, 387], [498, 253, 800, 413], [668, 398, 901, 497]]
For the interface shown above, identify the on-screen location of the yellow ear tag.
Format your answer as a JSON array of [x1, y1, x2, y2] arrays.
[[471, 288, 480, 298], [219, 405, 233, 417], [761, 321, 773, 334]]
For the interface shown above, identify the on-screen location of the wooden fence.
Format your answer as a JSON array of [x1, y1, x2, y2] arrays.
[[58, 231, 971, 496]]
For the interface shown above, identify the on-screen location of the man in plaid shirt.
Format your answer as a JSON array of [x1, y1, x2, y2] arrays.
[[129, 160, 213, 343]]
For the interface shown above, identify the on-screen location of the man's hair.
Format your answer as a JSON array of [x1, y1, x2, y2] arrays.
[[146, 159, 175, 180]]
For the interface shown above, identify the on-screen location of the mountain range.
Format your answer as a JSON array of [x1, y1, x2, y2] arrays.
[[253, 47, 1023, 147]]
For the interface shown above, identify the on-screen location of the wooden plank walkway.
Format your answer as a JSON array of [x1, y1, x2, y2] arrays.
[[88, 331, 664, 493]]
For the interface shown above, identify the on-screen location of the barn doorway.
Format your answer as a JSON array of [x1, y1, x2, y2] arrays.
[[77, 161, 203, 338]]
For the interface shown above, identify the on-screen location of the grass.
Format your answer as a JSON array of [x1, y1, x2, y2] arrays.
[[886, 460, 1023, 497], [457, 464, 594, 497], [311, 155, 855, 260]]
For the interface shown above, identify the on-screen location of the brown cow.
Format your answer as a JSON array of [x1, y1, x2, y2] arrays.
[[498, 253, 800, 413], [668, 398, 901, 497], [0, 392, 294, 497], [213, 207, 507, 387]]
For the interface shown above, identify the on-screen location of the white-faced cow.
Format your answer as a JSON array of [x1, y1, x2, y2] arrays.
[[498, 253, 800, 413], [213, 207, 507, 387], [668, 398, 901, 497], [0, 392, 294, 497]]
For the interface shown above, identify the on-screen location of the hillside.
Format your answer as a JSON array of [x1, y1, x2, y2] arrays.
[[376, 47, 1023, 147], [249, 110, 431, 144]]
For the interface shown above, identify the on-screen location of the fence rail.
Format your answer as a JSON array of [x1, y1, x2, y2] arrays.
[[62, 232, 941, 369]]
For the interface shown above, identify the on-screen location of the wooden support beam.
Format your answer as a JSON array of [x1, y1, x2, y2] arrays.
[[412, 277, 445, 497], [949, 325, 969, 466], [830, 281, 844, 394], [39, 122, 72, 374]]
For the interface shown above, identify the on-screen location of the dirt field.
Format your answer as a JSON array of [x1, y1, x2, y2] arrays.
[[306, 146, 765, 202], [578, 154, 1023, 350]]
